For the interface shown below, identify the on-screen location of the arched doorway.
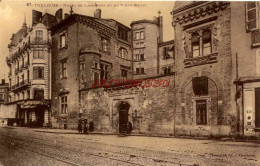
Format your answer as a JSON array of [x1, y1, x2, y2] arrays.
[[118, 101, 130, 134]]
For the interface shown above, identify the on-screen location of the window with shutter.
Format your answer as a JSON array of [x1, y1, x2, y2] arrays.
[[246, 1, 258, 31], [192, 76, 208, 96]]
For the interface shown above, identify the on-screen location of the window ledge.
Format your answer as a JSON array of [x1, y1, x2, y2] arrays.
[[184, 52, 218, 68]]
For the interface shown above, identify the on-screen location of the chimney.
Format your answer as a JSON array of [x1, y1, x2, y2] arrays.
[[159, 16, 163, 42], [32, 10, 42, 26], [94, 9, 101, 18], [64, 13, 69, 19], [55, 8, 63, 23]]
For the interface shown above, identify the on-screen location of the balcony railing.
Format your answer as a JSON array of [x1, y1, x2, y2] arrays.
[[30, 38, 50, 45], [10, 79, 31, 91]]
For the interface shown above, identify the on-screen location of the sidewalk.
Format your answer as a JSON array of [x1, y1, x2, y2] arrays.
[[2, 125, 260, 143]]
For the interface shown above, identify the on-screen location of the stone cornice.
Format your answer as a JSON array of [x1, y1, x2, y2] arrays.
[[51, 14, 116, 37], [172, 1, 230, 26]]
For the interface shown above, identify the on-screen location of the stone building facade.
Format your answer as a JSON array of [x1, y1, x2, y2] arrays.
[[50, 9, 132, 129], [5, 10, 56, 127], [172, 1, 234, 136]]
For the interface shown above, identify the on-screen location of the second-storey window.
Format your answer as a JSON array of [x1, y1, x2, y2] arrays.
[[61, 60, 67, 78], [191, 33, 200, 58], [191, 29, 212, 58], [33, 67, 44, 79], [202, 30, 211, 55], [246, 1, 258, 31]]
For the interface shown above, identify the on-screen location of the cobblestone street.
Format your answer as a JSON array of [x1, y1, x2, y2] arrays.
[[0, 127, 259, 166]]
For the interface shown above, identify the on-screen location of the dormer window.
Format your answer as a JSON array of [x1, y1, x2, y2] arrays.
[[35, 30, 43, 42]]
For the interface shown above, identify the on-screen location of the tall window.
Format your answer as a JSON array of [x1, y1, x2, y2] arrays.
[[59, 33, 66, 48], [121, 69, 127, 78], [33, 50, 44, 58], [93, 72, 100, 82], [196, 100, 207, 125], [61, 60, 67, 78], [0, 94, 3, 100], [202, 30, 211, 55], [246, 1, 258, 31], [27, 90, 30, 99], [80, 61, 85, 71], [118, 27, 128, 41], [119, 48, 128, 59], [140, 31, 144, 39], [135, 32, 140, 39], [190, 29, 212, 58], [101, 37, 109, 51], [61, 96, 68, 114], [35, 30, 43, 42], [100, 64, 108, 80], [191, 33, 200, 57], [33, 67, 44, 79]]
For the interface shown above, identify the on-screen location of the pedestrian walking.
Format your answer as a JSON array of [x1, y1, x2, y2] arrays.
[[127, 121, 132, 134], [83, 119, 88, 134], [89, 121, 94, 132], [78, 119, 82, 134]]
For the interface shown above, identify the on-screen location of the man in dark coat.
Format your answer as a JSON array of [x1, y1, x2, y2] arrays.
[[78, 119, 82, 134]]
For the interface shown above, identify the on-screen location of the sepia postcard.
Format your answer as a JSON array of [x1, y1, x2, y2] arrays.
[[0, 0, 259, 166]]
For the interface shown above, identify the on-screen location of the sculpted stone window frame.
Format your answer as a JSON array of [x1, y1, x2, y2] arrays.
[[191, 28, 212, 58], [183, 22, 218, 68]]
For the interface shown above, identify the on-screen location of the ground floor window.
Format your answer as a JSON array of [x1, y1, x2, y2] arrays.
[[60, 96, 68, 114], [196, 100, 207, 125]]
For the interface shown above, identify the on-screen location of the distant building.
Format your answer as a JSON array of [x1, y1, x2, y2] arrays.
[[0, 79, 9, 104], [5, 10, 58, 127]]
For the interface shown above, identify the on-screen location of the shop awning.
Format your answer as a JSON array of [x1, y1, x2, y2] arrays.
[[19, 100, 51, 109], [0, 104, 17, 119]]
